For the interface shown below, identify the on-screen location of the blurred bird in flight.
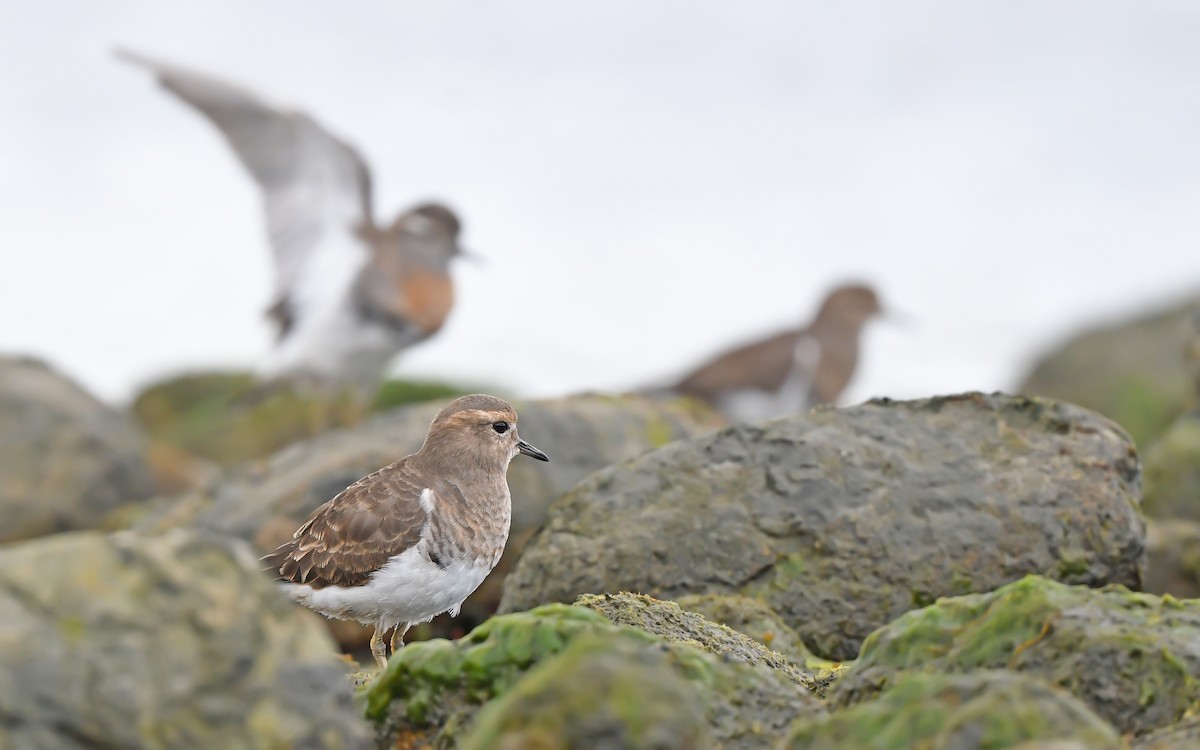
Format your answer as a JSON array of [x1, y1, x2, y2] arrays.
[[119, 50, 466, 396], [670, 283, 884, 423]]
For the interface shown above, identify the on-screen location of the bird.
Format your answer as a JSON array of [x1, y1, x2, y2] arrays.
[[117, 49, 466, 394], [261, 393, 549, 669], [668, 283, 883, 423]]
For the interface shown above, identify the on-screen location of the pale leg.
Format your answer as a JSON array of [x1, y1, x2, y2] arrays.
[[390, 623, 411, 655], [369, 624, 388, 670]]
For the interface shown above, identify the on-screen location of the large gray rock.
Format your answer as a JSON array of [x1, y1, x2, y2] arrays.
[[1017, 295, 1199, 449], [0, 356, 155, 542], [830, 576, 1200, 737], [0, 529, 369, 750], [501, 392, 1145, 660], [141, 393, 717, 644]]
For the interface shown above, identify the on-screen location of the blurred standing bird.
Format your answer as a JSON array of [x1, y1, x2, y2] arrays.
[[669, 283, 884, 423], [262, 394, 549, 669], [118, 50, 466, 394]]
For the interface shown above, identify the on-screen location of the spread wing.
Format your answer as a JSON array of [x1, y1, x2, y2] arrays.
[[262, 460, 427, 589], [674, 330, 803, 398], [117, 49, 374, 336]]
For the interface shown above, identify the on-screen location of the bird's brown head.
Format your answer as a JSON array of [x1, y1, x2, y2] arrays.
[[418, 394, 549, 469], [391, 202, 464, 262], [814, 283, 883, 330]]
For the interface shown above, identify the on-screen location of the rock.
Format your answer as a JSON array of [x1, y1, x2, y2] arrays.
[[1136, 714, 1200, 750], [365, 603, 821, 750], [673, 592, 815, 664], [784, 671, 1124, 750], [1143, 519, 1200, 599], [460, 639, 710, 750], [0, 529, 369, 749], [575, 592, 818, 694], [142, 393, 718, 646], [501, 392, 1145, 660], [0, 356, 155, 543], [830, 575, 1200, 737], [1016, 295, 1199, 449], [1142, 413, 1200, 522], [131, 371, 476, 468]]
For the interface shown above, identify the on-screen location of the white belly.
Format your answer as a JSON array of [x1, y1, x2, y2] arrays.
[[280, 546, 493, 630]]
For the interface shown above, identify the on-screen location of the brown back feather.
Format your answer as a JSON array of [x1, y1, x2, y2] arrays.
[[262, 458, 427, 589]]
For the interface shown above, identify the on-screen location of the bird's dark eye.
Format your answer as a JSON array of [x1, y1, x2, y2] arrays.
[[492, 421, 510, 434]]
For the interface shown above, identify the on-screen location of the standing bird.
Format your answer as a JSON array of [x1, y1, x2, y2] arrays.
[[670, 283, 883, 423], [262, 394, 549, 669], [118, 50, 466, 392]]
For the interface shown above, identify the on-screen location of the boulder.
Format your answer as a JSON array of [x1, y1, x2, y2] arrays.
[[0, 356, 155, 542], [501, 392, 1145, 660], [1136, 714, 1200, 750], [830, 575, 1200, 737], [784, 672, 1124, 750], [1142, 413, 1200, 522], [364, 603, 821, 750], [0, 529, 369, 749], [1016, 295, 1198, 448], [1143, 519, 1200, 599], [131, 370, 473, 467], [673, 592, 815, 665], [142, 393, 718, 645]]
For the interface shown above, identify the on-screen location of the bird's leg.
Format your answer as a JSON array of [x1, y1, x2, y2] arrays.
[[390, 623, 411, 655], [369, 624, 389, 670]]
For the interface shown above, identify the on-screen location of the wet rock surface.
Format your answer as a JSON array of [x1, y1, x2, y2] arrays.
[[1143, 518, 1200, 599], [365, 603, 821, 750], [830, 575, 1200, 737], [0, 356, 155, 543], [675, 592, 816, 665], [785, 671, 1125, 750], [501, 392, 1145, 660], [0, 529, 369, 750]]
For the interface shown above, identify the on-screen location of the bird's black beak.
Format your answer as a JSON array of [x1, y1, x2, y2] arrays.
[[517, 440, 550, 462]]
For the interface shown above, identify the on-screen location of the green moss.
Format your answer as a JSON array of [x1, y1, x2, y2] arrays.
[[785, 671, 1124, 749], [832, 575, 1200, 736], [644, 413, 676, 448], [371, 380, 475, 412]]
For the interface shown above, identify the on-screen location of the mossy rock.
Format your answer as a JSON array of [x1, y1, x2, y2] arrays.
[[131, 370, 473, 466], [1142, 414, 1200, 522], [575, 592, 819, 694], [1136, 712, 1200, 749], [785, 671, 1125, 749], [461, 637, 710, 750], [831, 575, 1200, 736], [674, 592, 815, 663], [1016, 296, 1198, 449], [364, 603, 821, 749], [1144, 519, 1200, 599]]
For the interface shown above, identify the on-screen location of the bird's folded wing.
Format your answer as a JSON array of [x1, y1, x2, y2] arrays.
[[675, 330, 803, 395], [262, 462, 427, 589], [117, 49, 374, 329]]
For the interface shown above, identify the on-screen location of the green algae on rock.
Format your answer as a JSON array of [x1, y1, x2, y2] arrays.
[[0, 529, 369, 749], [785, 671, 1125, 750], [575, 591, 820, 694], [831, 575, 1200, 737], [461, 637, 710, 750], [1142, 414, 1200, 522], [501, 393, 1145, 661], [365, 603, 821, 749]]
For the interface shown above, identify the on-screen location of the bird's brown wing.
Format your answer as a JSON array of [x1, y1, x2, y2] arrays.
[[262, 460, 427, 589], [674, 330, 802, 398]]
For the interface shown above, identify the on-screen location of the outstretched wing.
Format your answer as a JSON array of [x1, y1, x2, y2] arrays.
[[262, 461, 427, 589], [118, 49, 374, 335]]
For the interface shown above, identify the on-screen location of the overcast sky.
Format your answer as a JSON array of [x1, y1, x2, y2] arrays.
[[2, 1, 1198, 405]]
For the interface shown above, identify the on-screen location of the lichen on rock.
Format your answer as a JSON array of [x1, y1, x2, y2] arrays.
[[830, 575, 1200, 737], [784, 671, 1125, 749]]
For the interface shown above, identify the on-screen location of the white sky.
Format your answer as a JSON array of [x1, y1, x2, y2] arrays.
[[2, 1, 1198, 405]]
